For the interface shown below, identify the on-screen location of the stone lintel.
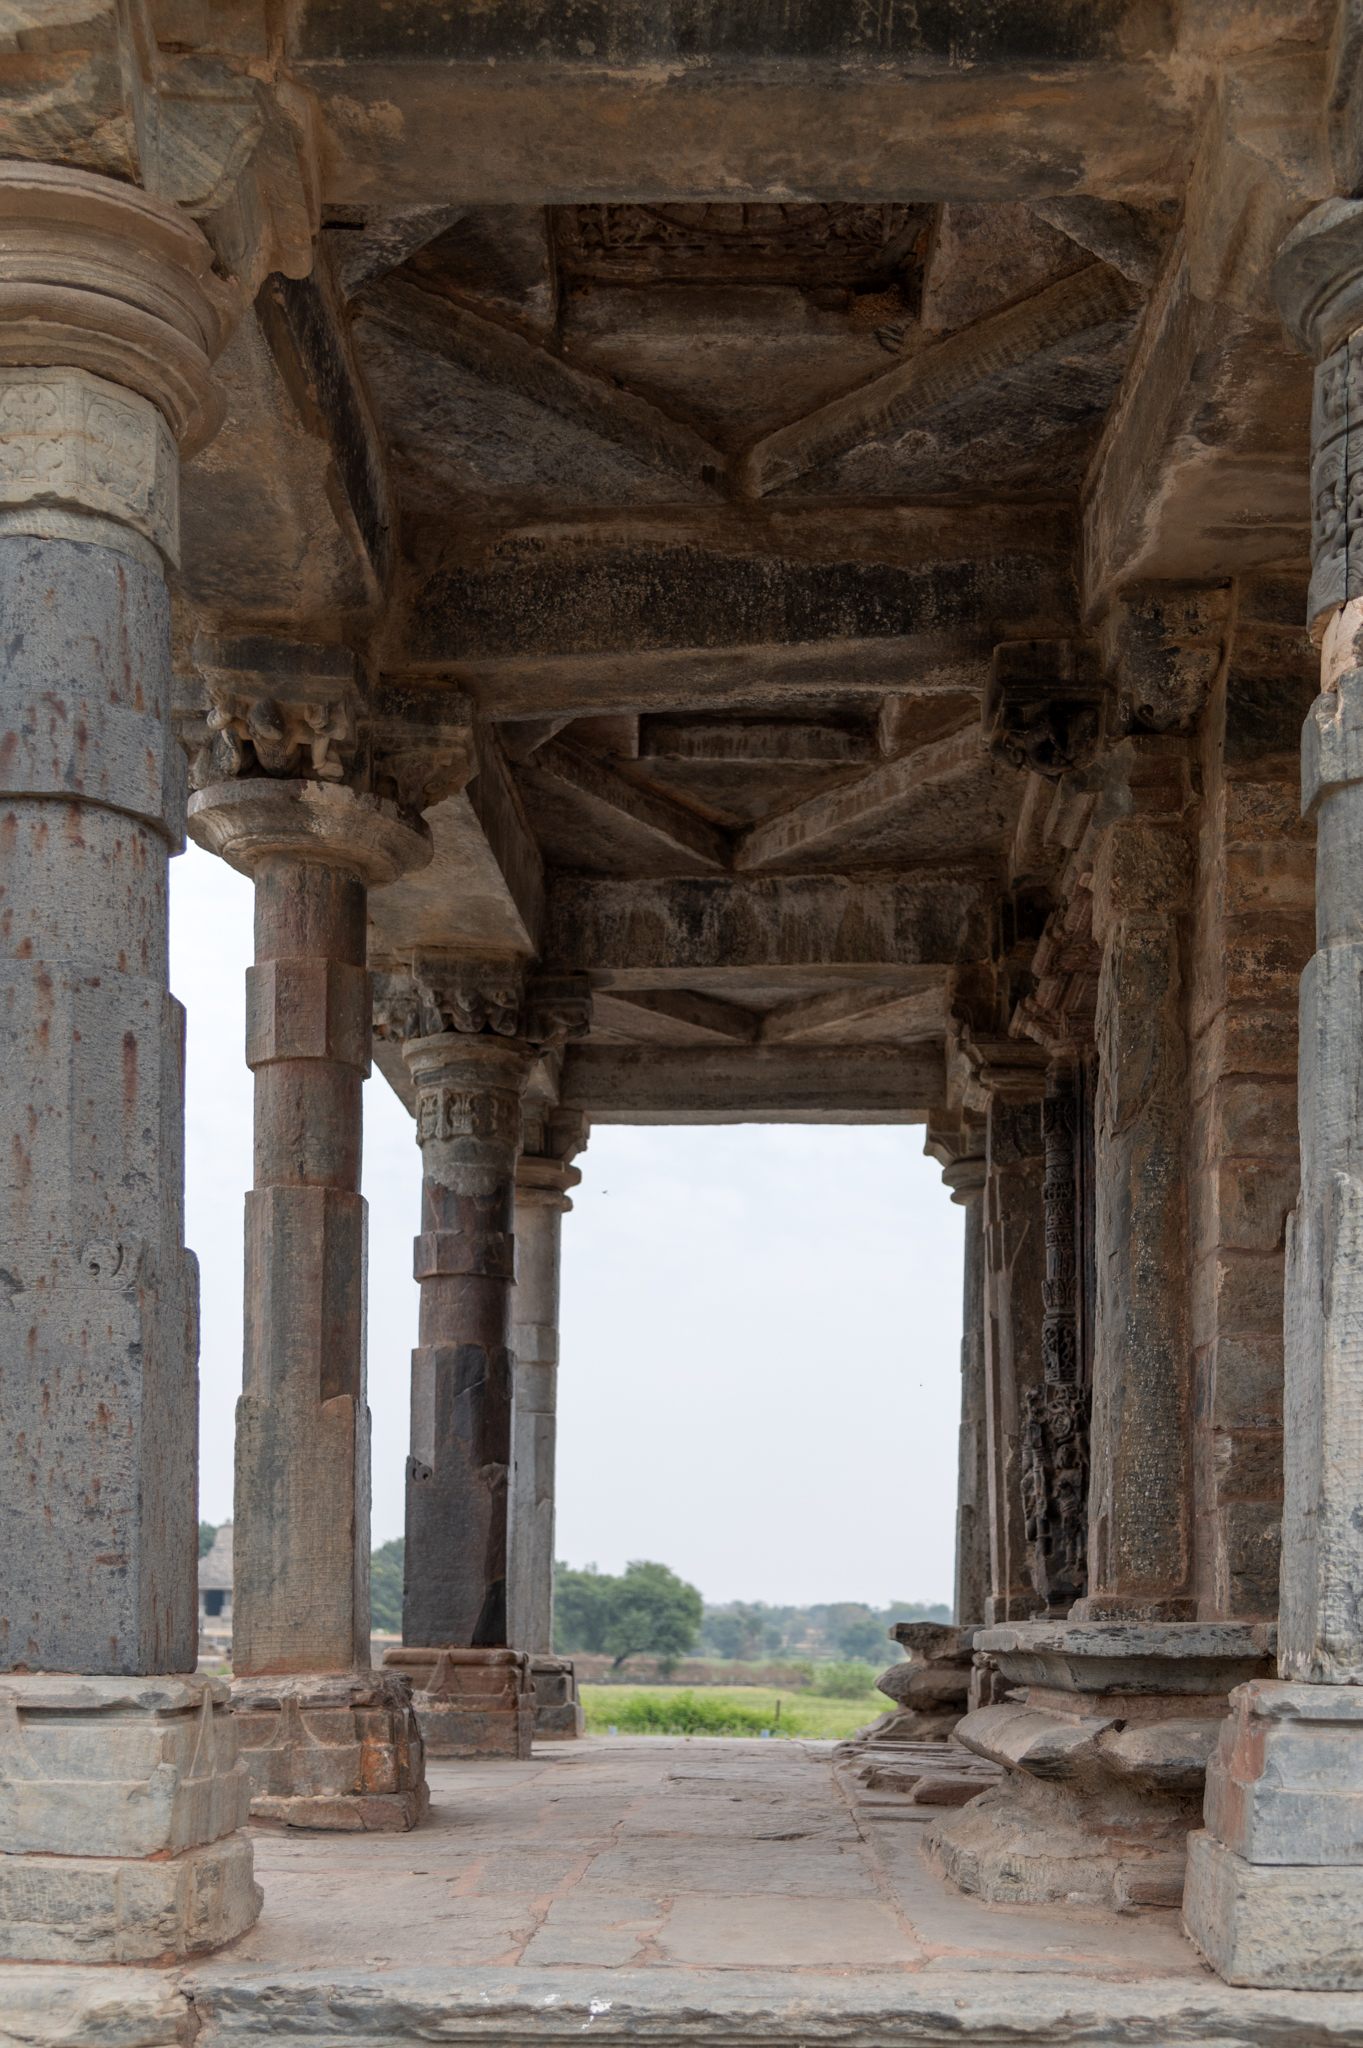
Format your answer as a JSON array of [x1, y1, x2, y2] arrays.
[[560, 1044, 944, 1123]]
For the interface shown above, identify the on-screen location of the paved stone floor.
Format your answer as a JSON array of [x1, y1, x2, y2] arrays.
[[18, 1740, 1363, 2048], [210, 1736, 1204, 1977]]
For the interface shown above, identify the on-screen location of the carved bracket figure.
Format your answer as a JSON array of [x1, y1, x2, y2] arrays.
[[1099, 583, 1231, 735], [983, 641, 1106, 781]]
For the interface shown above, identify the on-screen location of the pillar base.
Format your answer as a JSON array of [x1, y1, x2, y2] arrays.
[[0, 1673, 260, 1962], [385, 1648, 536, 1758], [530, 1656, 585, 1739], [1181, 1679, 1363, 1984], [927, 1623, 1275, 1911], [230, 1671, 428, 1831], [1183, 1830, 1363, 1987]]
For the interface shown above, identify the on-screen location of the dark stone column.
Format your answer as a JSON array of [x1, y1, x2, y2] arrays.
[[401, 1032, 538, 1652], [981, 1099, 1048, 1624], [953, 1187, 989, 1629]]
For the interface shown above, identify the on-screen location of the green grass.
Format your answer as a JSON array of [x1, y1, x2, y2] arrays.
[[579, 1683, 883, 1740]]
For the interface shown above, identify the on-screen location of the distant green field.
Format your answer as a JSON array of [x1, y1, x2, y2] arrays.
[[578, 1683, 883, 1740]]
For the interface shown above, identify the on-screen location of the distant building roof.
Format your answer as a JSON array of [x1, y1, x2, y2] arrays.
[[198, 1522, 234, 1593]]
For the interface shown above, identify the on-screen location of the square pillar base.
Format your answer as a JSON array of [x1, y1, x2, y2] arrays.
[[0, 1673, 260, 1962], [230, 1671, 429, 1831], [1183, 1680, 1363, 1985], [1183, 1829, 1363, 1988], [530, 1656, 585, 1739], [385, 1648, 536, 1758]]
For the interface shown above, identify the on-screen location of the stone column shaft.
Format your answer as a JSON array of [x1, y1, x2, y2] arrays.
[[953, 1188, 989, 1628], [508, 1163, 579, 1656], [403, 1033, 537, 1650], [981, 1100, 1047, 1624]]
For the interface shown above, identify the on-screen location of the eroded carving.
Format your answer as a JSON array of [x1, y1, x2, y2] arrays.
[[523, 971, 593, 1050], [0, 369, 179, 561], [1022, 1070, 1089, 1616], [983, 642, 1105, 780], [1100, 585, 1230, 735], [556, 203, 927, 287]]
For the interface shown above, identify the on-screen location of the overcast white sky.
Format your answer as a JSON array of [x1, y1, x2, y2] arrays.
[[171, 842, 964, 1612]]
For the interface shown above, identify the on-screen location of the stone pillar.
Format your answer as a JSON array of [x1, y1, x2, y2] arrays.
[[0, 160, 261, 1958], [1023, 1061, 1088, 1617], [1183, 200, 1363, 1989], [980, 1099, 1048, 1624], [187, 740, 433, 1832], [510, 1139, 587, 1739], [953, 1188, 989, 1630], [1075, 744, 1199, 1623], [390, 1024, 539, 1757]]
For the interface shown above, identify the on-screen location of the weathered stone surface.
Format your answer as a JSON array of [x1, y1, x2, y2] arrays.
[[1184, 1828, 1363, 1990], [384, 1648, 536, 1759], [0, 1674, 250, 1859], [528, 1658, 585, 1741], [0, 1833, 260, 1965], [230, 1672, 428, 1832], [508, 1152, 580, 1664], [0, 1966, 187, 2048], [975, 1621, 1276, 1695], [0, 368, 178, 566], [1202, 1679, 1363, 1865]]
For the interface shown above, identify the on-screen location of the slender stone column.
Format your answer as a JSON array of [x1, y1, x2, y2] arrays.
[[1184, 200, 1363, 1989], [509, 1138, 588, 1738], [403, 1032, 539, 1652], [953, 1187, 989, 1629], [981, 1100, 1048, 1624], [188, 766, 432, 1830], [0, 160, 261, 1958], [508, 1155, 579, 1656]]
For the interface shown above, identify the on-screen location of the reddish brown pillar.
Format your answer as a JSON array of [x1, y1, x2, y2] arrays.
[[189, 764, 433, 1829]]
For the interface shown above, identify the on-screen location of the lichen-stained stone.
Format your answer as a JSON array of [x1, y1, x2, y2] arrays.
[[230, 1672, 429, 1832]]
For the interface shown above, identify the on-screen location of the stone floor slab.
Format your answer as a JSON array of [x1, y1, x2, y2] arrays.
[[656, 1894, 923, 1969]]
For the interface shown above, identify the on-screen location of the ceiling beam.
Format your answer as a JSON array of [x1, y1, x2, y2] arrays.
[[528, 738, 732, 872], [546, 872, 996, 974], [560, 1043, 945, 1124], [742, 263, 1140, 498], [734, 725, 995, 871], [597, 989, 760, 1044], [759, 984, 948, 1044], [357, 277, 726, 499]]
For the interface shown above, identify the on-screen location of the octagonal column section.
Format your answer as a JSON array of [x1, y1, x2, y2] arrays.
[[384, 1026, 538, 1760], [188, 764, 432, 1832], [0, 159, 262, 1961], [1182, 200, 1363, 1989]]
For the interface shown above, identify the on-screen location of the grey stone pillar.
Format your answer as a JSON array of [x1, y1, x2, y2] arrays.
[[981, 1099, 1048, 1624], [187, 711, 433, 1832], [953, 1187, 989, 1629], [507, 1154, 579, 1657], [1184, 200, 1363, 1989], [0, 160, 260, 1959], [403, 1030, 538, 1654]]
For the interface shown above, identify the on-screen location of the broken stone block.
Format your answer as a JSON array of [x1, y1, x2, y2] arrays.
[[230, 1671, 429, 1830], [384, 1647, 536, 1758], [0, 1674, 260, 1962]]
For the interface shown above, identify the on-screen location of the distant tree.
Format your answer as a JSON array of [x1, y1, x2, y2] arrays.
[[371, 1538, 404, 1633], [701, 1602, 765, 1662], [198, 1522, 218, 1559], [762, 1623, 785, 1657], [604, 1560, 703, 1670], [838, 1612, 890, 1662], [553, 1562, 615, 1655]]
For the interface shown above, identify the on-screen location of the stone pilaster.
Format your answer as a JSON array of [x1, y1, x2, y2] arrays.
[[0, 159, 258, 1957], [1182, 199, 1363, 1989], [187, 751, 432, 1831], [509, 1130, 587, 1739]]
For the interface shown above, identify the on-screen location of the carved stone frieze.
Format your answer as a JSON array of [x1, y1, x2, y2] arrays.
[[0, 368, 179, 564], [555, 203, 928, 287], [415, 1085, 522, 1150], [1307, 334, 1363, 629], [522, 971, 593, 1050], [982, 642, 1106, 781], [188, 635, 360, 792]]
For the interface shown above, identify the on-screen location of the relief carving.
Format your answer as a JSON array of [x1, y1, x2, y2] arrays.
[[982, 642, 1106, 781], [0, 368, 179, 562], [1023, 1073, 1090, 1615], [522, 971, 593, 1050], [556, 203, 927, 287]]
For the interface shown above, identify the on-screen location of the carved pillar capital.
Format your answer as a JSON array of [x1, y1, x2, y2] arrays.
[[0, 161, 237, 569], [187, 778, 433, 888]]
